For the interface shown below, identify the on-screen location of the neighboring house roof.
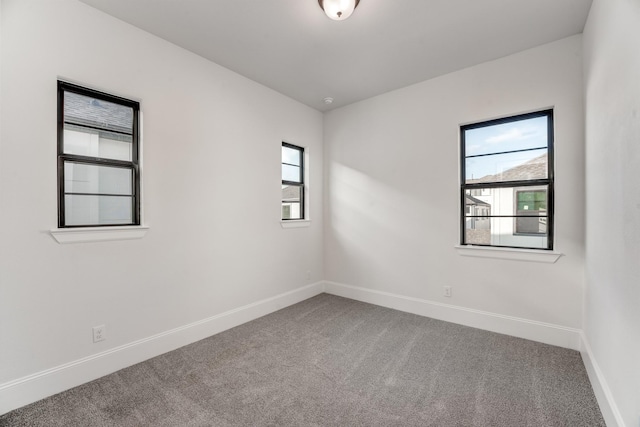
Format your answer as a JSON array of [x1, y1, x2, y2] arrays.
[[282, 185, 301, 201], [468, 153, 547, 184], [64, 92, 133, 133], [465, 194, 490, 206]]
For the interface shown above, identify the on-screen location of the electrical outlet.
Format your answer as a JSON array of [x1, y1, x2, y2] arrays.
[[444, 286, 452, 298], [306, 270, 311, 280], [92, 325, 106, 343]]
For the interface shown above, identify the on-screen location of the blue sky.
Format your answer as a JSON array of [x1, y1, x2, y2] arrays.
[[465, 116, 548, 180]]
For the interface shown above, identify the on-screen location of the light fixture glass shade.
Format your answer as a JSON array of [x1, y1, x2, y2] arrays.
[[319, 0, 359, 21]]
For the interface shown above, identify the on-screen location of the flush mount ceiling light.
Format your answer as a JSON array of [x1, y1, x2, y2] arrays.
[[318, 0, 360, 21]]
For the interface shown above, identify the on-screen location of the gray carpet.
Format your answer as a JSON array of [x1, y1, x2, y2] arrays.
[[0, 294, 605, 426]]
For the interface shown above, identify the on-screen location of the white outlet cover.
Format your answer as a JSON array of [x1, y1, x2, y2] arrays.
[[92, 325, 106, 342]]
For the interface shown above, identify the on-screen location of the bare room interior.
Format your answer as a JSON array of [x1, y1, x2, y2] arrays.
[[0, 0, 638, 426]]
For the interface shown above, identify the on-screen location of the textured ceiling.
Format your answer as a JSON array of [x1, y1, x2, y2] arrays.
[[80, 0, 593, 111]]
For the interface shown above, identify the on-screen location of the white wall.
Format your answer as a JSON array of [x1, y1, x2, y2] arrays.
[[583, 0, 640, 425], [7, 0, 635, 421], [324, 36, 585, 329], [0, 0, 323, 410]]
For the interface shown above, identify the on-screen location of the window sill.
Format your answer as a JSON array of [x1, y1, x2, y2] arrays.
[[455, 245, 562, 263], [280, 220, 311, 229], [50, 226, 149, 244]]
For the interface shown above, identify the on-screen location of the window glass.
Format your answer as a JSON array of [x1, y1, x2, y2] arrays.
[[465, 149, 547, 183], [282, 143, 304, 220], [517, 190, 547, 211], [461, 110, 553, 249], [64, 92, 133, 132], [64, 195, 133, 226], [282, 146, 302, 166], [64, 162, 132, 195], [464, 115, 548, 157], [464, 216, 548, 249], [58, 81, 140, 228], [282, 164, 302, 183], [63, 124, 132, 161]]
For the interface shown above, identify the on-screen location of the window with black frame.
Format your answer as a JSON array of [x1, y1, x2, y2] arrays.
[[460, 110, 554, 250], [57, 81, 140, 227], [281, 143, 304, 220]]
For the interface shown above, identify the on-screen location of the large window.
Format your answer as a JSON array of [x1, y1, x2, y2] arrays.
[[58, 81, 140, 227], [281, 142, 304, 220], [460, 110, 554, 250]]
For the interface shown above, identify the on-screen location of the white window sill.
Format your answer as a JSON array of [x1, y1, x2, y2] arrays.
[[50, 226, 149, 244], [280, 220, 311, 229], [455, 245, 562, 263]]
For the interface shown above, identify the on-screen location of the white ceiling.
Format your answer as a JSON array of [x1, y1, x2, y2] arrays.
[[80, 0, 593, 112]]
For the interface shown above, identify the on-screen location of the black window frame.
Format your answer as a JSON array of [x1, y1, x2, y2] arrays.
[[57, 81, 140, 228], [281, 142, 305, 220], [460, 109, 554, 250]]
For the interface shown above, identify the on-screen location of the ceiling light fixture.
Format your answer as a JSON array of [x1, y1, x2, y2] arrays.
[[318, 0, 360, 21]]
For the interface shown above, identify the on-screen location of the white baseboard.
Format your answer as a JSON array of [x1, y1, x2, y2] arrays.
[[324, 281, 582, 350], [580, 333, 625, 427], [323, 281, 625, 426], [0, 282, 325, 415], [3, 282, 619, 425]]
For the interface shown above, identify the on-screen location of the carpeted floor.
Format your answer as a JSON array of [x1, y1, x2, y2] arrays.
[[0, 294, 605, 426]]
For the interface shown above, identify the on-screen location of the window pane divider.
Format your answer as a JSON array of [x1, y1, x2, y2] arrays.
[[463, 179, 549, 189], [465, 146, 548, 159], [63, 121, 133, 136], [465, 215, 548, 218], [60, 154, 135, 168], [64, 192, 133, 197]]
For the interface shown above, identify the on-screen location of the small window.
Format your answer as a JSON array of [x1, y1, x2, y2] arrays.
[[282, 142, 304, 220], [57, 81, 140, 227], [460, 110, 554, 250]]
